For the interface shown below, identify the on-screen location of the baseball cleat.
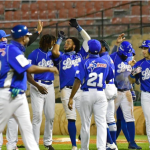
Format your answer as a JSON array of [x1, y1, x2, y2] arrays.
[[106, 143, 118, 150], [78, 134, 81, 141], [72, 146, 78, 150], [128, 141, 142, 149], [44, 145, 55, 150], [7, 146, 19, 150]]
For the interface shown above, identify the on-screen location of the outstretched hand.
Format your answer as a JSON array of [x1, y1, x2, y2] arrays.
[[116, 33, 125, 46], [58, 31, 66, 40], [69, 18, 79, 28]]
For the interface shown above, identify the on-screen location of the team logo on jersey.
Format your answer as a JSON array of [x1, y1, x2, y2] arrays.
[[38, 59, 54, 67], [142, 68, 150, 80], [62, 57, 81, 70], [117, 62, 132, 73], [88, 60, 107, 72], [0, 48, 6, 56]]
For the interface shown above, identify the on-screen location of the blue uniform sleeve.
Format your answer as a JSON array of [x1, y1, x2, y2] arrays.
[[8, 46, 31, 74], [28, 50, 37, 65], [75, 60, 85, 83], [78, 46, 88, 60], [106, 66, 114, 82], [53, 51, 63, 65]]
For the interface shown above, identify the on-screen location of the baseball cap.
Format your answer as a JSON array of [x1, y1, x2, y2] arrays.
[[11, 25, 32, 39], [88, 39, 101, 54], [139, 40, 150, 48], [118, 41, 133, 57], [0, 30, 10, 39]]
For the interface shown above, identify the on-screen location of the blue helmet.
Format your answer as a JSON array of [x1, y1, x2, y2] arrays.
[[88, 39, 101, 54], [132, 48, 136, 56], [139, 40, 150, 53], [118, 41, 133, 57], [11, 25, 32, 39]]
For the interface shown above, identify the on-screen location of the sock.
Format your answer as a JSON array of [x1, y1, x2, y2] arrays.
[[126, 122, 135, 143], [68, 119, 76, 147], [121, 119, 130, 142], [116, 120, 122, 139], [107, 128, 113, 144], [108, 122, 117, 144]]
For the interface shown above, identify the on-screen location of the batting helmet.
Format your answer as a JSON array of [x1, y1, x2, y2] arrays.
[[11, 25, 32, 39], [88, 39, 101, 54], [139, 40, 150, 53], [118, 41, 133, 57], [99, 40, 110, 52]]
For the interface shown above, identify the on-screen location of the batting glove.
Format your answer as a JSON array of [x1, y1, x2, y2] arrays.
[[131, 66, 142, 76], [56, 31, 65, 45], [11, 88, 21, 98], [69, 18, 82, 32], [131, 90, 136, 101]]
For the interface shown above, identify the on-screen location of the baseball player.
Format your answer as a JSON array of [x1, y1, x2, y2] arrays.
[[0, 21, 43, 150], [52, 18, 90, 150], [110, 41, 142, 149], [27, 34, 56, 150], [68, 39, 114, 150], [0, 24, 58, 150], [129, 40, 150, 149], [99, 40, 118, 150]]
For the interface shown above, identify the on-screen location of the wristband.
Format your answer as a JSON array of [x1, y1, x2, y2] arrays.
[[76, 25, 82, 32], [56, 38, 62, 45]]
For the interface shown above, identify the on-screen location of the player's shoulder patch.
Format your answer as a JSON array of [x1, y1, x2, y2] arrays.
[[16, 54, 29, 67]]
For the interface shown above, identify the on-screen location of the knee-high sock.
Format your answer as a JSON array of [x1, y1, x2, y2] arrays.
[[108, 122, 117, 144], [107, 128, 113, 144], [126, 122, 135, 143], [121, 119, 130, 142], [68, 120, 76, 146], [116, 120, 121, 139]]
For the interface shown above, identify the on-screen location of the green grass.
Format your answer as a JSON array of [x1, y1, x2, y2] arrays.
[[1, 135, 149, 150]]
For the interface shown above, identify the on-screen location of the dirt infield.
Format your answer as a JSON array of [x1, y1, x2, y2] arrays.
[[2, 137, 149, 145]]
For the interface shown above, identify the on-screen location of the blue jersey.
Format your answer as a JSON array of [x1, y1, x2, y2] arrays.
[[110, 52, 132, 90], [100, 52, 115, 84], [132, 58, 150, 92], [53, 47, 88, 89], [28, 48, 54, 81], [75, 54, 114, 91], [0, 41, 31, 91]]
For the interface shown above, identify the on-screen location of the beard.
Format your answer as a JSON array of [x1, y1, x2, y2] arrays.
[[64, 46, 74, 53]]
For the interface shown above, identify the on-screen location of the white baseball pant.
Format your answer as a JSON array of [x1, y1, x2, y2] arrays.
[[141, 91, 150, 144], [0, 88, 39, 150], [30, 82, 55, 146], [115, 90, 135, 122], [6, 117, 18, 150], [60, 87, 82, 120], [106, 100, 115, 123], [80, 89, 107, 150]]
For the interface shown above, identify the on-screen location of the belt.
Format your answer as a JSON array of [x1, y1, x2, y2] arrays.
[[142, 90, 150, 93], [118, 89, 128, 92], [83, 88, 103, 91], [35, 79, 53, 85], [65, 86, 73, 89]]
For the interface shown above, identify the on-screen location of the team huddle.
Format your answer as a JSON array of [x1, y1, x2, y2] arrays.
[[0, 18, 150, 150]]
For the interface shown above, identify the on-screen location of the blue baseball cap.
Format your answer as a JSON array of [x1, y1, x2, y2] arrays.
[[11, 25, 32, 39], [139, 40, 150, 48], [88, 39, 101, 54], [0, 30, 10, 39]]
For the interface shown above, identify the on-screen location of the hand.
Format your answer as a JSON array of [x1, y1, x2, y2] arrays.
[[37, 85, 48, 94], [69, 18, 79, 28], [116, 33, 125, 46], [131, 90, 136, 101], [131, 67, 142, 76], [128, 59, 136, 67], [58, 31, 66, 40], [49, 66, 59, 74], [36, 20, 43, 34], [68, 98, 73, 110]]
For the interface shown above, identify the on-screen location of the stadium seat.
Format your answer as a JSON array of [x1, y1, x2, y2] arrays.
[[30, 22, 38, 28], [5, 11, 14, 21], [12, 0, 21, 10], [39, 10, 48, 19], [55, 1, 64, 10], [58, 9, 68, 18], [142, 6, 150, 15], [22, 11, 30, 20], [74, 1, 85, 9], [131, 6, 140, 15], [0, 23, 4, 28], [21, 22, 30, 28], [4, 1, 13, 9], [76, 8, 86, 17], [104, 9, 113, 17], [48, 10, 57, 19], [120, 1, 130, 9], [46, 1, 56, 10], [21, 3, 30, 11], [0, 4, 4, 15], [93, 1, 103, 11], [86, 20, 94, 25], [111, 17, 122, 24], [122, 17, 130, 24], [86, 8, 96, 18], [4, 23, 14, 28], [30, 10, 39, 20], [42, 28, 51, 35], [103, 1, 113, 9], [78, 20, 86, 26], [30, 3, 38, 11], [130, 16, 140, 23], [142, 16, 150, 23], [68, 8, 78, 19], [14, 10, 22, 20], [64, 1, 75, 9], [112, 1, 121, 7], [58, 21, 69, 26], [37, 1, 47, 11], [85, 1, 95, 9]]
